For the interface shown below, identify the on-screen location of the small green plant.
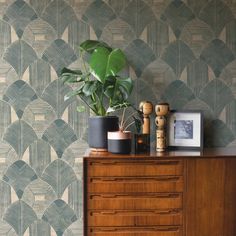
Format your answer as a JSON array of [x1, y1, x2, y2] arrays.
[[119, 106, 144, 133], [60, 40, 133, 116]]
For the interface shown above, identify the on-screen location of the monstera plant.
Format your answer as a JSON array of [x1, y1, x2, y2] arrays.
[[60, 40, 133, 150]]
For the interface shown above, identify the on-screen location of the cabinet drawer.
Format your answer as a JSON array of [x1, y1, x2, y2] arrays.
[[88, 209, 182, 226], [87, 226, 182, 236], [88, 193, 182, 210], [88, 176, 184, 193], [87, 160, 183, 177]]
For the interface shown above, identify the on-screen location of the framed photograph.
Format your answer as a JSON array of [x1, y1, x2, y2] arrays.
[[167, 110, 203, 150]]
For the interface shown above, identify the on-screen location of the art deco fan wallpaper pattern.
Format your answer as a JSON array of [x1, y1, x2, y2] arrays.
[[1, 0, 236, 235]]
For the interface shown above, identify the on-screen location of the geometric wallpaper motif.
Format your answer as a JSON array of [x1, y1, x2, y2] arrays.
[[1, 0, 236, 235]]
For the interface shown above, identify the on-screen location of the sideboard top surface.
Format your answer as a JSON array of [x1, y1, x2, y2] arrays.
[[83, 147, 236, 159]]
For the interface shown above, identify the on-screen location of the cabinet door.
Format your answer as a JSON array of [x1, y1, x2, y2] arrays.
[[223, 159, 236, 236], [185, 158, 236, 236]]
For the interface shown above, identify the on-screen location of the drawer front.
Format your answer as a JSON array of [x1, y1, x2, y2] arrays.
[[87, 226, 182, 236], [88, 176, 184, 193], [88, 193, 182, 210], [87, 160, 183, 177], [88, 209, 182, 226]]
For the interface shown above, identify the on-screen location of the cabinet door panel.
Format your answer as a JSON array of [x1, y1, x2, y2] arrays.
[[88, 193, 182, 210], [88, 209, 182, 226], [88, 176, 184, 193], [186, 159, 225, 236], [223, 159, 236, 236], [87, 160, 183, 177]]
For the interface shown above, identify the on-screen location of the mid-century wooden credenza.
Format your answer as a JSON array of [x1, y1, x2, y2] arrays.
[[83, 148, 236, 236]]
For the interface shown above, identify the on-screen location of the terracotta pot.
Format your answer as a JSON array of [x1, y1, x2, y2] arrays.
[[107, 130, 132, 154]]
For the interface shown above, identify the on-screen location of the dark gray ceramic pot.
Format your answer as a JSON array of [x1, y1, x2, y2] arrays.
[[88, 116, 119, 150]]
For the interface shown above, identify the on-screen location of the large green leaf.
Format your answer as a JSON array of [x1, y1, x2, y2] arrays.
[[90, 47, 127, 83], [89, 47, 110, 83], [61, 67, 82, 75], [64, 85, 83, 100], [106, 49, 126, 76], [107, 102, 131, 113], [80, 40, 112, 54], [75, 86, 105, 116], [104, 76, 133, 105], [60, 67, 83, 84], [82, 81, 99, 96]]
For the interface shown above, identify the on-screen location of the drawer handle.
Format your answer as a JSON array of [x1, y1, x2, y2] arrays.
[[90, 209, 181, 216], [90, 176, 181, 182], [91, 227, 180, 232], [102, 178, 117, 181], [154, 176, 180, 181], [90, 211, 117, 215], [157, 209, 181, 215], [89, 160, 181, 166], [154, 161, 181, 165], [100, 211, 116, 215], [158, 227, 179, 232], [99, 228, 117, 232], [92, 194, 118, 198], [89, 194, 113, 199], [90, 161, 117, 165], [161, 193, 180, 198], [89, 193, 180, 199]]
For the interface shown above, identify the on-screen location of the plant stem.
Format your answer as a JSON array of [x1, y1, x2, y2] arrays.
[[94, 93, 105, 116], [100, 83, 105, 114], [80, 96, 98, 115], [80, 51, 89, 74], [122, 111, 139, 128], [124, 121, 135, 131], [120, 107, 126, 130]]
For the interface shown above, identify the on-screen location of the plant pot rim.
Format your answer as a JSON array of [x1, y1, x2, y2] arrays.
[[108, 130, 132, 140]]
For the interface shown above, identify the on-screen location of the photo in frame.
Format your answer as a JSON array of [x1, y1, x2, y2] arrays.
[[167, 110, 203, 150]]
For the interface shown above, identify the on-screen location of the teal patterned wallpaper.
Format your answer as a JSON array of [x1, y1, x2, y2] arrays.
[[1, 0, 236, 235]]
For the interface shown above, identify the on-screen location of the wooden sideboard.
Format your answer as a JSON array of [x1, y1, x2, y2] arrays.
[[83, 148, 236, 236]]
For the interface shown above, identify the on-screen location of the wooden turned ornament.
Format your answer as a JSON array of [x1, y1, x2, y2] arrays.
[[139, 101, 153, 134], [155, 103, 169, 152]]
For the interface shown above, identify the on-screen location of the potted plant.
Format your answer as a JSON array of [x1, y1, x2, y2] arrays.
[[107, 107, 143, 154], [60, 40, 133, 150]]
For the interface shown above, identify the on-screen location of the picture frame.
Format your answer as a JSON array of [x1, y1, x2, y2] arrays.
[[167, 110, 203, 150]]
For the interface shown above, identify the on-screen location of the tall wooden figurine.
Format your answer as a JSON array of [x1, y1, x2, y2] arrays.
[[139, 101, 153, 134], [155, 103, 169, 152]]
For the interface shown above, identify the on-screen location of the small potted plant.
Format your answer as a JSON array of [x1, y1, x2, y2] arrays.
[[60, 40, 133, 151], [107, 107, 143, 154]]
